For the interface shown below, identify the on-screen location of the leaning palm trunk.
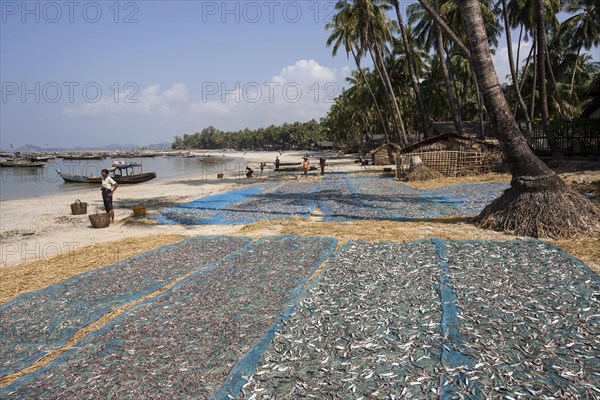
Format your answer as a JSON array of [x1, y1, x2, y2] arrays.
[[535, 0, 562, 159], [529, 38, 537, 123], [569, 46, 581, 95], [515, 43, 535, 117], [393, 1, 429, 138], [456, 0, 599, 238], [545, 42, 566, 118], [351, 48, 391, 143], [500, 0, 531, 134], [368, 40, 408, 145], [374, 41, 409, 145], [436, 26, 463, 136]]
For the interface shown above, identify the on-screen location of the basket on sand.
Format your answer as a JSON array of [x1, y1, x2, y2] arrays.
[[70, 199, 88, 215], [89, 211, 110, 228], [132, 206, 147, 217]]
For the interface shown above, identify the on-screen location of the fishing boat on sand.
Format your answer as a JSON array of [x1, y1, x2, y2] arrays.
[[57, 161, 156, 184]]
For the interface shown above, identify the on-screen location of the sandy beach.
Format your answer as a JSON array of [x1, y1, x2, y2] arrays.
[[1, 151, 598, 284], [0, 151, 598, 268], [1, 151, 600, 397], [0, 151, 338, 266]]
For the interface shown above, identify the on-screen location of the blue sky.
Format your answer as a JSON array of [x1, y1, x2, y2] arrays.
[[1, 1, 598, 149]]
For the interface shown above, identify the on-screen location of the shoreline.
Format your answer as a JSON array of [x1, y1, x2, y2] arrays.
[[1, 151, 598, 275], [0, 150, 355, 268]]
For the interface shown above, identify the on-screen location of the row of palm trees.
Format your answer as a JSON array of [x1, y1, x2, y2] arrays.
[[322, 0, 599, 150]]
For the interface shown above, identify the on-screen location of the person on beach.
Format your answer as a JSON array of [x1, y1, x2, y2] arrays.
[[260, 162, 265, 176], [360, 156, 368, 169], [319, 157, 326, 175], [101, 169, 118, 223], [275, 156, 280, 170], [246, 166, 254, 178], [302, 157, 309, 177]]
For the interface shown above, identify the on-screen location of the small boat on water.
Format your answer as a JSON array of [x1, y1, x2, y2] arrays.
[[57, 161, 156, 184], [0, 160, 46, 168], [61, 153, 105, 160]]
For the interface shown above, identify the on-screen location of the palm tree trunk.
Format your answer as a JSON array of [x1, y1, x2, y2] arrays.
[[455, 0, 599, 238], [470, 67, 485, 138], [529, 38, 537, 123], [535, 0, 562, 158], [436, 26, 463, 136], [367, 43, 398, 144], [569, 46, 582, 94], [351, 47, 390, 143], [545, 41, 565, 117], [369, 40, 408, 145], [514, 43, 535, 116], [501, 0, 531, 134], [417, 0, 470, 58], [393, 1, 429, 138]]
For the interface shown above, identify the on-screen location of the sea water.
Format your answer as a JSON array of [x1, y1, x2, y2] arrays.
[[0, 156, 244, 201]]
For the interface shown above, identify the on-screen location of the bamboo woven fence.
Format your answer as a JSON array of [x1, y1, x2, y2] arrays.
[[396, 150, 502, 178]]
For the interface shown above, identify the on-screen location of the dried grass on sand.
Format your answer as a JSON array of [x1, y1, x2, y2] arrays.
[[0, 235, 186, 304]]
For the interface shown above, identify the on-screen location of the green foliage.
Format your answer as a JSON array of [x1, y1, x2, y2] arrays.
[[322, 0, 599, 146], [171, 120, 327, 150]]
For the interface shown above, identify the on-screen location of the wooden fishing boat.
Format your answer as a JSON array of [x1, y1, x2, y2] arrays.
[[61, 153, 105, 160], [0, 160, 46, 168], [57, 162, 156, 184]]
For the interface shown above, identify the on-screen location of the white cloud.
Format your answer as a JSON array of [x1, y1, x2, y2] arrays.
[[63, 60, 350, 131], [63, 83, 189, 117], [188, 59, 349, 128]]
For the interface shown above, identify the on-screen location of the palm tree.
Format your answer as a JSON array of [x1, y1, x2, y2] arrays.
[[408, 1, 463, 135], [498, 0, 531, 133], [387, 0, 429, 137], [449, 0, 599, 238], [337, 0, 409, 145], [326, 5, 391, 143], [562, 0, 600, 94]]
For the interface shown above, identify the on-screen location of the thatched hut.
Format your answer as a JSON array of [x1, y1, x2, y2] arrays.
[[369, 143, 402, 165], [395, 122, 502, 178], [581, 75, 600, 119]]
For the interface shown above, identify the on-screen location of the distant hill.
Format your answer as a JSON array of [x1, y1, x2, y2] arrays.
[[7, 142, 172, 152], [14, 144, 44, 152]]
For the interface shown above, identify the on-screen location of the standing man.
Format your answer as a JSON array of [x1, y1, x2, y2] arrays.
[[302, 157, 309, 177], [101, 169, 118, 224], [319, 157, 326, 175], [275, 156, 280, 170]]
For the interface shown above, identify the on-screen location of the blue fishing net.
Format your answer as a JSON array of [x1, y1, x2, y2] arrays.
[[0, 236, 251, 379], [152, 175, 509, 225], [2, 235, 337, 399]]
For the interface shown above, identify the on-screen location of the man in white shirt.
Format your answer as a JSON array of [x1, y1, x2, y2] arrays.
[[101, 169, 118, 223]]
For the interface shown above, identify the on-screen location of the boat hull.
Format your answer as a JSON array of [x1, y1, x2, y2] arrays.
[[0, 161, 46, 168], [59, 172, 156, 184]]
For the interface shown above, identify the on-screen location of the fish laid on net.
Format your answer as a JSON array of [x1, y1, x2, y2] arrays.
[[215, 181, 319, 223], [0, 236, 251, 379], [2, 235, 337, 399], [153, 175, 509, 225], [440, 240, 600, 399], [240, 240, 444, 399]]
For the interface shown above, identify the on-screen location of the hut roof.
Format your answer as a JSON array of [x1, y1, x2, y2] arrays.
[[581, 74, 600, 119], [398, 131, 499, 154], [314, 141, 335, 147], [430, 121, 495, 138], [584, 74, 600, 97], [368, 143, 402, 155]]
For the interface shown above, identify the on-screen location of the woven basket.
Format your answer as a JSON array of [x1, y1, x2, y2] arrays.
[[132, 206, 147, 217], [89, 212, 110, 228], [70, 199, 88, 215]]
